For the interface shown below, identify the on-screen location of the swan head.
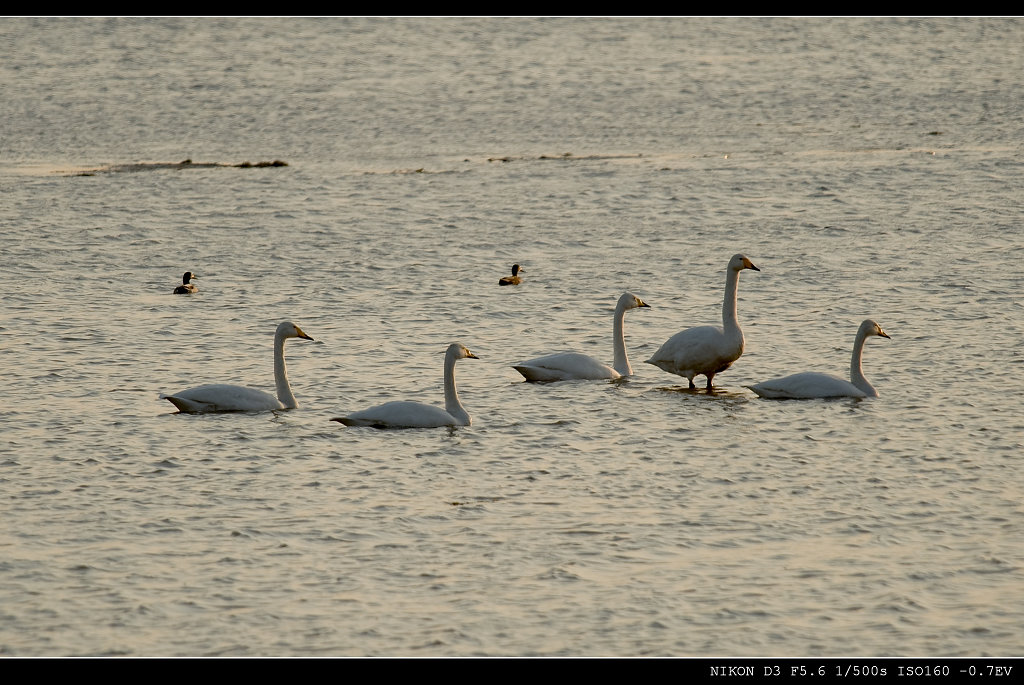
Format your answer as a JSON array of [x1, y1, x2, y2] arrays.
[[729, 254, 760, 272], [277, 321, 314, 341], [617, 292, 651, 310], [861, 319, 890, 340], [182, 271, 197, 284], [511, 264, 523, 276], [447, 342, 479, 360]]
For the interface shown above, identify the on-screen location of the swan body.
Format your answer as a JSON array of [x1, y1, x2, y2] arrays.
[[747, 319, 890, 399], [334, 343, 478, 428], [499, 263, 523, 286], [173, 271, 198, 294], [646, 253, 759, 389], [513, 352, 619, 382], [513, 292, 650, 382], [162, 321, 313, 412], [164, 384, 291, 412]]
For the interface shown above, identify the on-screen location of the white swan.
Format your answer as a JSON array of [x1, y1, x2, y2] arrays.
[[499, 263, 524, 286], [513, 292, 650, 382], [747, 319, 890, 399], [646, 253, 760, 389], [161, 321, 314, 412], [333, 343, 478, 428], [173, 271, 198, 294]]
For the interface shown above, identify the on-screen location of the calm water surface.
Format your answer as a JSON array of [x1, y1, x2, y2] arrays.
[[1, 17, 1022, 656]]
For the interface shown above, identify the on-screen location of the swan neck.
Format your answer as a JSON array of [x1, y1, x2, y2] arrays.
[[612, 300, 631, 376], [722, 267, 743, 337], [274, 331, 298, 408], [443, 350, 470, 425], [849, 327, 876, 396]]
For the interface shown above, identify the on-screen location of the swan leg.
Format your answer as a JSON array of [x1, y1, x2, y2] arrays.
[[688, 378, 696, 389], [705, 374, 715, 390]]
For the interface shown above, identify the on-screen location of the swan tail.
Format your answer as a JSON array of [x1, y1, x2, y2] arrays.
[[162, 394, 204, 412], [513, 365, 563, 382]]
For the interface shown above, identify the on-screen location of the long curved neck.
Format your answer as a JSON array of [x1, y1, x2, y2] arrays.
[[274, 332, 298, 408], [443, 350, 470, 426], [849, 327, 877, 397], [722, 267, 743, 341], [612, 300, 632, 376]]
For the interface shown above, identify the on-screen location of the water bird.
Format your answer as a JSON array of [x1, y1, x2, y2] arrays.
[[747, 319, 890, 399], [161, 321, 313, 412], [646, 253, 760, 389], [173, 271, 198, 294], [513, 292, 650, 381], [499, 264, 524, 286], [333, 343, 478, 428]]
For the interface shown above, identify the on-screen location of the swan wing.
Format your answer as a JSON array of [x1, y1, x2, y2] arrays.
[[334, 400, 460, 429], [747, 372, 867, 399], [162, 384, 285, 412], [646, 326, 739, 377], [513, 352, 620, 382]]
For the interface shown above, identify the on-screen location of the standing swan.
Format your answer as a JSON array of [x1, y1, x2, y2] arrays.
[[333, 343, 479, 428], [173, 271, 198, 294], [747, 319, 891, 399], [646, 253, 760, 389], [499, 264, 524, 286], [513, 292, 650, 381], [161, 321, 314, 412]]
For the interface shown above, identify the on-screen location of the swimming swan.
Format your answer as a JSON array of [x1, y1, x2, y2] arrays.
[[161, 321, 314, 412], [513, 292, 650, 381], [173, 271, 198, 294], [646, 253, 760, 389], [333, 343, 478, 428], [747, 319, 890, 399], [499, 264, 524, 286]]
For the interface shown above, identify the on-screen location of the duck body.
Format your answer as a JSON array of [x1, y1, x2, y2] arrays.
[[499, 264, 523, 286], [173, 271, 198, 294], [646, 254, 759, 389], [334, 343, 478, 429], [513, 292, 650, 382]]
